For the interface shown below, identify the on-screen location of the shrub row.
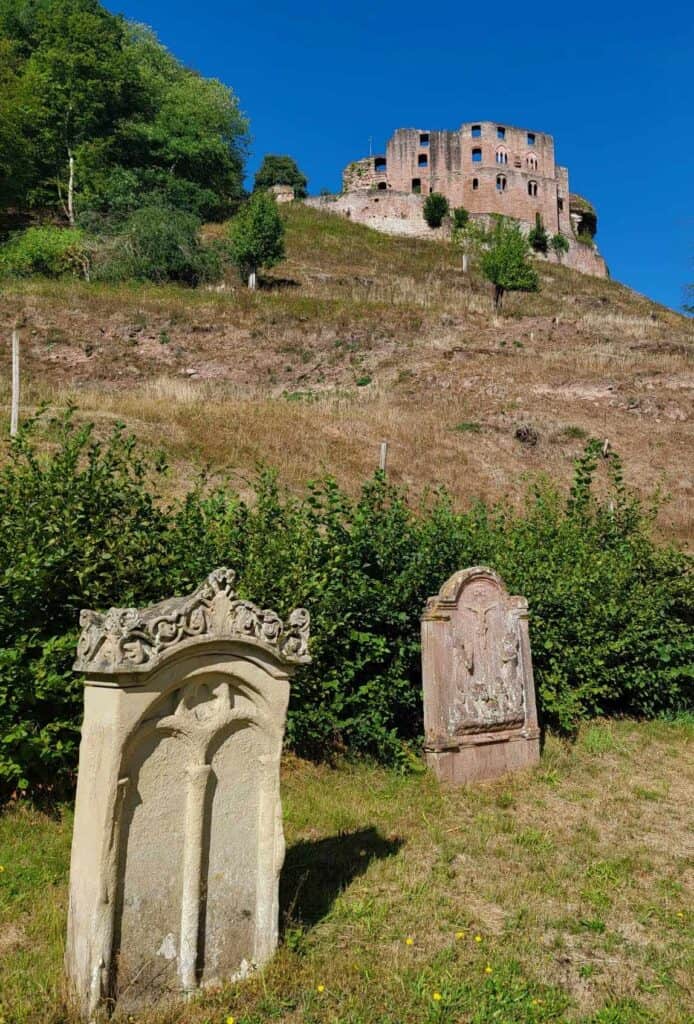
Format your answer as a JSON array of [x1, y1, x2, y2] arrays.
[[0, 410, 691, 796]]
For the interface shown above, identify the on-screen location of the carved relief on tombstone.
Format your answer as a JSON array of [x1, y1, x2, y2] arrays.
[[421, 567, 539, 784], [65, 568, 310, 1019]]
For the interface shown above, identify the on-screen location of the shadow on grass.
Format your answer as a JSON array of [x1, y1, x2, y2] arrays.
[[280, 826, 403, 932], [260, 275, 301, 291]]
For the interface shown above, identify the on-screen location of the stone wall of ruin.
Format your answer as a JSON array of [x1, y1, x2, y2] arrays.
[[304, 193, 608, 278]]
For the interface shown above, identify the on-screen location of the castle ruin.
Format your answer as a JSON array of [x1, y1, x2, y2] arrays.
[[307, 121, 607, 277]]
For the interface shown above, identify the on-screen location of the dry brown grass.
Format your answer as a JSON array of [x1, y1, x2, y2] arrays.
[[1, 204, 692, 543]]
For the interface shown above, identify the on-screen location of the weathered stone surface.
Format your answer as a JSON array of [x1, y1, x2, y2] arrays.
[[66, 569, 310, 1019], [421, 566, 539, 784]]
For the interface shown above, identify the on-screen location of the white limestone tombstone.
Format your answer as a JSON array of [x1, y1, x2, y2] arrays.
[[65, 568, 310, 1018]]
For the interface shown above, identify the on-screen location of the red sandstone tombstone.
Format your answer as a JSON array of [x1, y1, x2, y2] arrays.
[[421, 567, 540, 784]]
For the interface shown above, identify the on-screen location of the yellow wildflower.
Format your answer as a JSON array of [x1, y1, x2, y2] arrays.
[[474, 933, 482, 943], [226, 1017, 235, 1024], [316, 983, 325, 994], [405, 936, 414, 946], [0, 865, 5, 872], [455, 930, 465, 939], [484, 965, 493, 974], [432, 992, 442, 1002], [676, 912, 684, 919]]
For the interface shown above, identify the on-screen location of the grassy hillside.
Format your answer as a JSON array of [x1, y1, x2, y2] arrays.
[[0, 204, 692, 543], [1, 720, 692, 1023]]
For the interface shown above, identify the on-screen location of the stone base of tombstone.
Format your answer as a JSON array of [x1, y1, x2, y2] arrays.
[[65, 569, 310, 1020], [421, 567, 540, 786], [424, 730, 540, 785]]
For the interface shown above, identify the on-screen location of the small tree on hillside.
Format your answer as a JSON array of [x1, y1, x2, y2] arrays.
[[551, 232, 570, 263], [480, 217, 538, 311], [253, 155, 308, 198], [528, 212, 549, 253], [423, 192, 449, 228], [228, 191, 285, 290], [452, 206, 469, 231]]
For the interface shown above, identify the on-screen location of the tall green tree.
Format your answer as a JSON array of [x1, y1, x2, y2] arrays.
[[253, 155, 308, 199], [480, 217, 539, 311], [0, 0, 249, 222], [228, 191, 285, 290]]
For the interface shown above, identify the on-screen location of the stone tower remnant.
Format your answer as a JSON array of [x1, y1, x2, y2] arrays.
[[65, 569, 310, 1018], [421, 567, 539, 784]]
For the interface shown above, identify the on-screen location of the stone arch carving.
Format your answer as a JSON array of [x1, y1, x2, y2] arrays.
[[66, 570, 310, 1019]]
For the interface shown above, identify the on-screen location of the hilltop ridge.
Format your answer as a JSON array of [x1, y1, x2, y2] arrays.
[[1, 204, 692, 543]]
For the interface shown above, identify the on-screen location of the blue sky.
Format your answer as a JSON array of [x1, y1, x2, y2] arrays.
[[107, 0, 693, 311]]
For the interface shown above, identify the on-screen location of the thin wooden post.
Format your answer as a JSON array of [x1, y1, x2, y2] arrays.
[[10, 329, 19, 436], [379, 441, 388, 474]]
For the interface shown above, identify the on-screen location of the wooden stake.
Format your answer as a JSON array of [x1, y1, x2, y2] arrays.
[[10, 329, 19, 436], [379, 440, 388, 474]]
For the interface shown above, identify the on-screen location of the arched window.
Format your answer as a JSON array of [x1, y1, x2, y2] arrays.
[[526, 153, 538, 171], [472, 147, 482, 163], [496, 174, 507, 192], [411, 178, 421, 194], [377, 181, 387, 191], [472, 177, 479, 190], [418, 153, 429, 167], [496, 147, 508, 165], [528, 180, 538, 197], [374, 156, 386, 172]]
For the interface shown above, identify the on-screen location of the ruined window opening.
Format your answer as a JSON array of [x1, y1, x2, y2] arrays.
[[472, 178, 479, 190], [526, 153, 538, 171], [412, 178, 421, 194], [472, 147, 482, 163], [418, 153, 429, 167], [496, 174, 507, 192], [419, 132, 430, 146], [558, 197, 564, 211], [377, 181, 387, 190], [496, 148, 508, 165], [497, 126, 506, 139], [471, 125, 482, 138], [528, 180, 538, 197], [374, 156, 387, 172], [527, 132, 536, 145]]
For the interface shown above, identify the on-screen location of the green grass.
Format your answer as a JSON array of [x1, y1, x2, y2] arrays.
[[0, 720, 691, 1024]]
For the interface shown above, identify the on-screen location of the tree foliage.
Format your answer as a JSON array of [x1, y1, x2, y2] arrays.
[[228, 191, 285, 285], [551, 232, 570, 260], [423, 192, 449, 228], [528, 212, 549, 254], [254, 154, 308, 199], [480, 217, 539, 310], [0, 0, 249, 222]]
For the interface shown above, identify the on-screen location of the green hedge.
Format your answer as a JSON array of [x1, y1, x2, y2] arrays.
[[0, 410, 691, 795]]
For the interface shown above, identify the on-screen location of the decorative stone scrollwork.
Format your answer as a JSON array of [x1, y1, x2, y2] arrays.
[[74, 568, 310, 673]]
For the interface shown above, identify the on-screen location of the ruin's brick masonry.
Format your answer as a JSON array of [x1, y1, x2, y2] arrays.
[[309, 121, 607, 278]]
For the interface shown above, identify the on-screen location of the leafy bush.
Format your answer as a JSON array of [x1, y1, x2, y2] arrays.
[[551, 232, 570, 260], [452, 206, 469, 231], [481, 217, 539, 310], [0, 416, 691, 796], [528, 213, 549, 254], [228, 191, 285, 286], [423, 192, 450, 228], [93, 205, 222, 285], [0, 226, 91, 278]]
